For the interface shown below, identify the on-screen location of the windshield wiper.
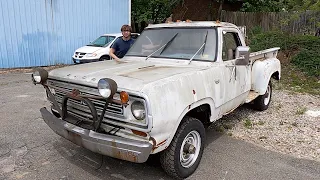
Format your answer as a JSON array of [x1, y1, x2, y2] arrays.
[[188, 31, 208, 64], [202, 31, 208, 56], [159, 33, 178, 55], [145, 33, 178, 61]]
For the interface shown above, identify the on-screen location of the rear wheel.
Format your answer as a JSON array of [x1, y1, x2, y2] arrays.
[[160, 116, 205, 179], [253, 81, 272, 111], [99, 56, 110, 61]]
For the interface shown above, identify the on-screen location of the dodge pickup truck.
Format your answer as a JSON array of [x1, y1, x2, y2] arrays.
[[32, 21, 281, 179]]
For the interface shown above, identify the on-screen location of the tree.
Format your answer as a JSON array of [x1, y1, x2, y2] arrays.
[[241, 0, 320, 12], [132, 0, 182, 24], [285, 0, 320, 11], [241, 0, 287, 12]]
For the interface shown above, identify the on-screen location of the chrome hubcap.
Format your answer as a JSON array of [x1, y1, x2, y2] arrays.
[[264, 85, 271, 105], [180, 131, 201, 168]]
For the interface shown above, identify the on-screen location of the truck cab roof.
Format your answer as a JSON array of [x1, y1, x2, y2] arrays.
[[146, 21, 238, 29]]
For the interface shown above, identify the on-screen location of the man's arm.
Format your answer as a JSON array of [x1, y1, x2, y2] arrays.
[[109, 40, 120, 61], [109, 48, 120, 61]]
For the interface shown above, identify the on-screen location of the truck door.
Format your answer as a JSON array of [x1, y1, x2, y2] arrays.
[[221, 30, 251, 112]]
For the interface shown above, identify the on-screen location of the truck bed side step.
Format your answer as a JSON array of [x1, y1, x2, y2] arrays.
[[245, 91, 260, 103]]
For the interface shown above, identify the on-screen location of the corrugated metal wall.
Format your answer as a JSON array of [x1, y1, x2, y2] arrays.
[[0, 0, 130, 68]]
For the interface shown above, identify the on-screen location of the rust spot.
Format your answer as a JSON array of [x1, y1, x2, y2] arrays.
[[111, 140, 117, 147], [193, 90, 196, 94], [110, 140, 138, 162], [152, 138, 168, 152], [150, 137, 157, 151], [69, 89, 80, 98], [156, 139, 167, 147], [67, 131, 82, 147], [188, 105, 191, 110]]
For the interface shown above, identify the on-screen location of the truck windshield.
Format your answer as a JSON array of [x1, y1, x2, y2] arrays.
[[126, 28, 217, 61], [88, 36, 115, 47]]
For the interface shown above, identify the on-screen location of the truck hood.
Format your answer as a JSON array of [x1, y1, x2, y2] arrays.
[[48, 60, 208, 92], [75, 46, 103, 53]]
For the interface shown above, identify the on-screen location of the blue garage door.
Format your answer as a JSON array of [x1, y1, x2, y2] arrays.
[[0, 0, 130, 68]]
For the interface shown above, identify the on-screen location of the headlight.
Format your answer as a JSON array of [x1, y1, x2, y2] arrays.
[[86, 53, 97, 57], [97, 78, 117, 99], [31, 68, 48, 84], [131, 101, 146, 120]]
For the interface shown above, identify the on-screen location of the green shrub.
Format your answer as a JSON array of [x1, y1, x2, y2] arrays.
[[291, 49, 320, 77], [249, 31, 291, 52], [249, 30, 320, 78]]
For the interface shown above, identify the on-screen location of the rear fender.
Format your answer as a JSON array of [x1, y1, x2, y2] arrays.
[[251, 58, 281, 95]]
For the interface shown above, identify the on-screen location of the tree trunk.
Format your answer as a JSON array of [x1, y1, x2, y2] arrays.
[[217, 0, 224, 20]]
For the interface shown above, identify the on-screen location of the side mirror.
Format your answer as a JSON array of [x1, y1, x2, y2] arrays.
[[235, 46, 250, 65]]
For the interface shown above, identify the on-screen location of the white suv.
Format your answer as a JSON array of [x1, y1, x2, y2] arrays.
[[72, 33, 139, 64]]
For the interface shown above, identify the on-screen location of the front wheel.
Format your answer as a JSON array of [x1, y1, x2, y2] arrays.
[[253, 81, 272, 111], [160, 116, 205, 179], [99, 55, 110, 61]]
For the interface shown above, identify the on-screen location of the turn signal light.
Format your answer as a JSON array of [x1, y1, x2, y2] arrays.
[[132, 130, 147, 137], [120, 91, 129, 104]]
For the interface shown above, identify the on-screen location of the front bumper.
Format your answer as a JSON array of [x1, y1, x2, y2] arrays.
[[40, 107, 152, 163], [72, 58, 99, 64]]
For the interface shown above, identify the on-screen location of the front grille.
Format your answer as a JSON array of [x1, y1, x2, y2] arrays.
[[47, 79, 124, 123], [75, 52, 86, 58]]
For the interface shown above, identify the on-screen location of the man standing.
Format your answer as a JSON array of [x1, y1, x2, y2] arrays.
[[109, 25, 135, 62]]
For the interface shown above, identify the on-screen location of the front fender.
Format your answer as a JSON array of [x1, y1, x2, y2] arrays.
[[251, 58, 281, 95], [151, 98, 218, 154]]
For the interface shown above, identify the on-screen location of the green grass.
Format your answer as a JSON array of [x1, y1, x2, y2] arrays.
[[296, 107, 307, 115], [244, 118, 253, 129], [278, 64, 320, 95]]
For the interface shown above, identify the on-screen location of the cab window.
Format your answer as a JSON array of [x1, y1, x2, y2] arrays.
[[222, 32, 241, 61]]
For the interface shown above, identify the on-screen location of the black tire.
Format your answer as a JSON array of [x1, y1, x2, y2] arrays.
[[160, 116, 205, 179], [253, 81, 272, 111], [99, 55, 110, 61]]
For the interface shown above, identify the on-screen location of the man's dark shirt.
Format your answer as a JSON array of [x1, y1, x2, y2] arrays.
[[111, 38, 134, 58]]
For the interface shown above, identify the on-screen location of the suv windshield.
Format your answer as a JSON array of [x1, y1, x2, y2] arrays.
[[88, 36, 116, 47], [126, 28, 217, 61]]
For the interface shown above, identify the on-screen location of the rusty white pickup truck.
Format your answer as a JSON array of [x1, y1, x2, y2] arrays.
[[32, 21, 280, 179]]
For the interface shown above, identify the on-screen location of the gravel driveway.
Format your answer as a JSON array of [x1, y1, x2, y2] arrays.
[[214, 86, 320, 162]]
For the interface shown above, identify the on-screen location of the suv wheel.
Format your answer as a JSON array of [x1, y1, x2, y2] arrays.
[[99, 56, 110, 61]]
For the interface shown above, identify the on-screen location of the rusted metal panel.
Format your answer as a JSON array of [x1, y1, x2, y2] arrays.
[[0, 0, 130, 68]]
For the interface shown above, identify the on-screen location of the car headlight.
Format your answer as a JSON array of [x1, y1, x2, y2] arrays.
[[31, 68, 48, 84], [86, 53, 97, 57], [131, 101, 146, 120], [97, 78, 117, 99]]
